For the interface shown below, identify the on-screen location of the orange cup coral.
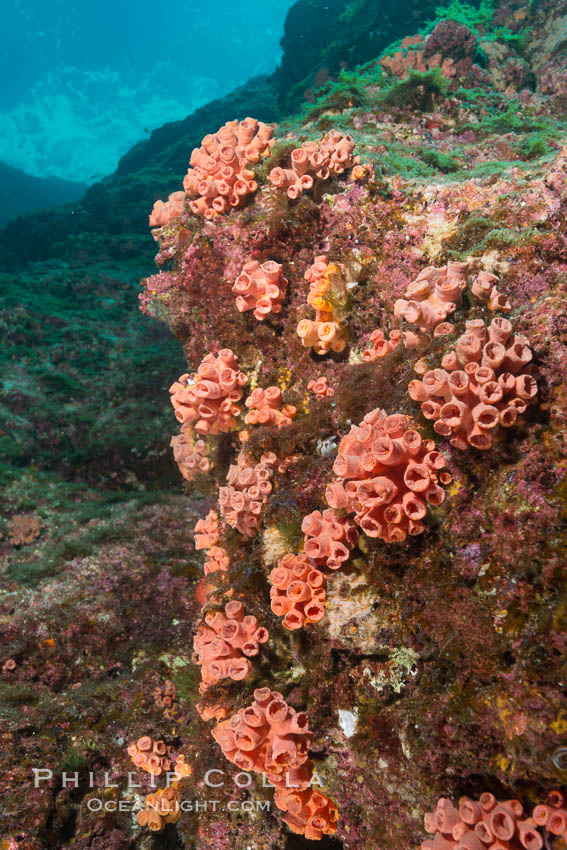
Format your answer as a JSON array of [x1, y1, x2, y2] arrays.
[[170, 426, 210, 481], [269, 130, 359, 199], [244, 386, 297, 428], [183, 118, 274, 219], [301, 508, 359, 569], [192, 600, 269, 692], [421, 791, 567, 850], [326, 408, 451, 542], [169, 349, 248, 435], [297, 255, 350, 356], [127, 737, 172, 776], [269, 553, 327, 630], [149, 190, 185, 229], [232, 260, 288, 320], [394, 262, 469, 335], [218, 451, 278, 536], [211, 688, 338, 840], [408, 317, 538, 450]]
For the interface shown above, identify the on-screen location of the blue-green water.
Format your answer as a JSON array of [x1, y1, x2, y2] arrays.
[[1, 0, 294, 183]]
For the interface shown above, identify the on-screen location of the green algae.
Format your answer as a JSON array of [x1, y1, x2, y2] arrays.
[[417, 148, 460, 173], [443, 216, 537, 257], [378, 69, 450, 111], [434, 0, 496, 31]]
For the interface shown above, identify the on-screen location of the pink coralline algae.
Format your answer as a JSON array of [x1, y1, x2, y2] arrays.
[[269, 553, 327, 630], [169, 349, 248, 435], [244, 386, 297, 428], [471, 271, 511, 311], [194, 510, 220, 550], [326, 408, 451, 543], [421, 791, 567, 850], [192, 601, 269, 692], [149, 190, 185, 228], [127, 737, 172, 776], [182, 118, 274, 219], [308, 376, 334, 398], [394, 262, 469, 335], [218, 451, 278, 536], [170, 427, 210, 481], [269, 130, 359, 199], [211, 688, 338, 840], [232, 260, 288, 320], [408, 317, 538, 450], [297, 256, 350, 355], [302, 509, 359, 569]]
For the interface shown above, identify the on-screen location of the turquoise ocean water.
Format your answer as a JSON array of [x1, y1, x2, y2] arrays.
[[1, 0, 294, 184]]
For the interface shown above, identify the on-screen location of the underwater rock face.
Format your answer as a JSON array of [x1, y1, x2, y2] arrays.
[[2, 0, 567, 848]]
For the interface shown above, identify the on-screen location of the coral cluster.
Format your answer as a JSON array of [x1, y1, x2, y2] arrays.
[[394, 262, 469, 336], [269, 130, 359, 199], [212, 688, 338, 839], [135, 755, 192, 831], [274, 787, 340, 841], [169, 349, 248, 435], [136, 785, 182, 831], [127, 737, 172, 776], [218, 451, 277, 536], [182, 118, 274, 219], [381, 34, 456, 80], [533, 791, 567, 839], [268, 511, 358, 630], [194, 509, 230, 587], [8, 514, 42, 546], [232, 260, 288, 320], [471, 271, 511, 311], [363, 328, 403, 361], [297, 255, 350, 355], [308, 375, 334, 398], [153, 679, 178, 718], [149, 190, 185, 229], [302, 509, 359, 569], [409, 318, 538, 450], [422, 792, 567, 850], [203, 545, 230, 576], [269, 553, 327, 630], [194, 509, 220, 550], [244, 386, 297, 428], [192, 601, 269, 692], [170, 427, 210, 481], [326, 408, 450, 542]]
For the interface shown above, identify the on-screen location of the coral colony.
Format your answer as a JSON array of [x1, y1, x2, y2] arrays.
[[120, 97, 565, 845]]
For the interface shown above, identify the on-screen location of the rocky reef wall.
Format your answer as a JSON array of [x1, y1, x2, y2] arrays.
[[1, 0, 567, 848]]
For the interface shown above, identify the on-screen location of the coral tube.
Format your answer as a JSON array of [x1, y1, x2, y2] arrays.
[[193, 601, 269, 692], [269, 553, 327, 630], [409, 318, 537, 449], [179, 118, 274, 219], [326, 408, 451, 542], [232, 260, 288, 320], [169, 349, 248, 435], [219, 451, 278, 536], [269, 131, 359, 198]]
